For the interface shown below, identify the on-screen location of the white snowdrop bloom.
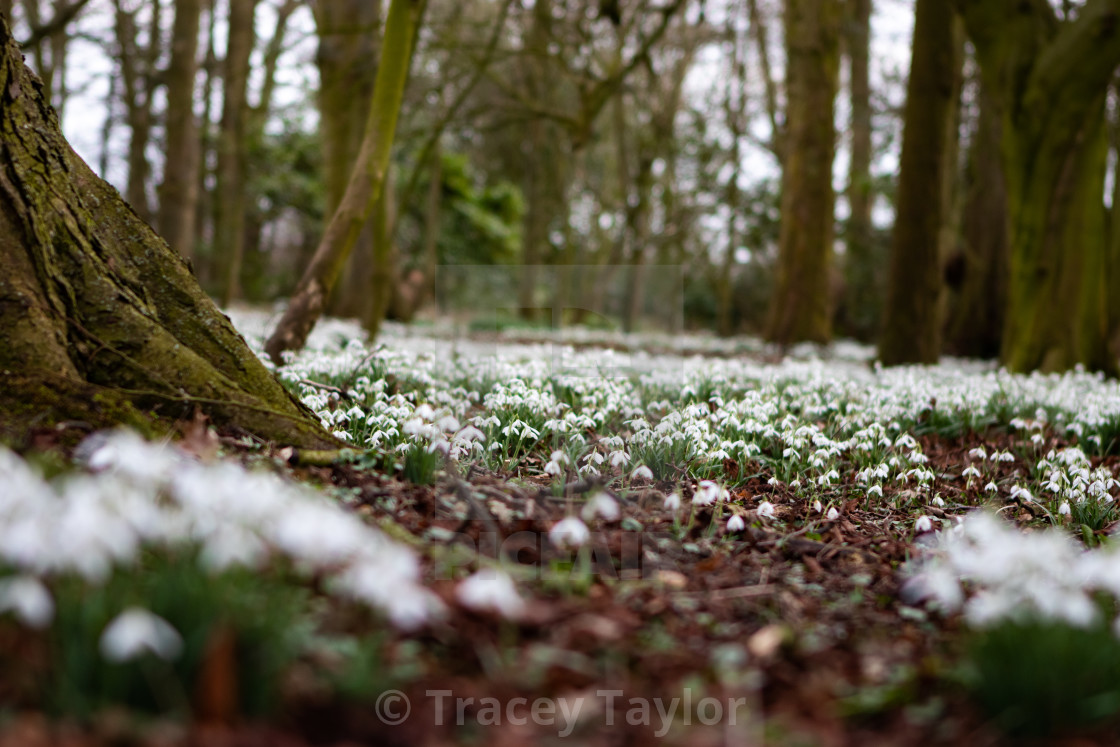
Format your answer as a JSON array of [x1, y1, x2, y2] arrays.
[[0, 576, 53, 629], [1010, 485, 1033, 503], [664, 492, 682, 511], [550, 450, 570, 465], [402, 418, 425, 436], [962, 465, 981, 479], [414, 404, 436, 420], [826, 507, 840, 521], [693, 480, 721, 506], [587, 451, 606, 466], [609, 450, 630, 469], [99, 608, 183, 663], [812, 500, 823, 513], [435, 415, 461, 432], [1059, 501, 1071, 516], [454, 425, 486, 443], [915, 515, 934, 533], [756, 502, 775, 520], [727, 514, 746, 533], [932, 496, 945, 507], [631, 465, 654, 482], [866, 484, 883, 498], [768, 476, 781, 487], [998, 452, 1015, 463], [984, 481, 999, 493], [549, 517, 590, 551], [457, 570, 526, 620], [582, 492, 620, 522], [544, 459, 564, 477], [80, 429, 181, 486]]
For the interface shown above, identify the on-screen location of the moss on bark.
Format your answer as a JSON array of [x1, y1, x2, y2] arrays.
[[0, 16, 338, 449]]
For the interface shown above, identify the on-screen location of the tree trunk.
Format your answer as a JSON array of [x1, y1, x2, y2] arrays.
[[0, 16, 335, 449], [156, 0, 201, 260], [765, 0, 840, 346], [958, 0, 1120, 373], [193, 0, 218, 286], [878, 0, 958, 365], [113, 0, 161, 224], [265, 0, 422, 364], [943, 84, 1008, 357], [313, 0, 382, 320], [214, 0, 258, 307], [838, 0, 875, 340], [366, 165, 397, 337]]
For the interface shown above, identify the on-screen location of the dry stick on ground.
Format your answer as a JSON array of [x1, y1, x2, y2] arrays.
[[265, 0, 424, 365]]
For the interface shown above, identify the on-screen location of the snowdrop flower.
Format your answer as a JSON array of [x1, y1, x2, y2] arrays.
[[984, 481, 999, 493], [693, 480, 722, 506], [99, 608, 183, 663], [932, 496, 945, 508], [549, 517, 590, 551], [402, 418, 425, 436], [457, 570, 526, 620], [664, 492, 682, 511], [915, 515, 934, 533], [609, 450, 630, 469], [826, 507, 840, 521], [414, 404, 435, 420], [756, 502, 775, 520], [1059, 501, 1071, 516], [962, 465, 981, 479], [582, 492, 620, 522], [0, 576, 53, 628], [767, 476, 781, 487], [435, 415, 461, 432], [630, 465, 654, 482], [1010, 485, 1033, 503], [812, 500, 823, 513], [454, 425, 486, 443], [544, 459, 564, 477], [727, 514, 746, 533], [866, 484, 883, 498]]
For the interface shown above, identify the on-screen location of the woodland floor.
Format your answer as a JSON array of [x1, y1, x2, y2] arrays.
[[3, 319, 1120, 746]]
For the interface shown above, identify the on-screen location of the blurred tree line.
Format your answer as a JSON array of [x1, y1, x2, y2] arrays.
[[3, 0, 1119, 372]]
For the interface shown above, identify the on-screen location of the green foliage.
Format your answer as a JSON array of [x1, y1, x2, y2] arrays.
[[46, 551, 313, 718], [404, 149, 525, 267], [959, 618, 1120, 737]]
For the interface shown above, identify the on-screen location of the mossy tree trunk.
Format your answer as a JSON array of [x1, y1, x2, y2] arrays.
[[878, 0, 959, 365], [0, 16, 336, 449], [265, 0, 422, 364], [958, 0, 1120, 374], [313, 0, 381, 321], [766, 0, 841, 346]]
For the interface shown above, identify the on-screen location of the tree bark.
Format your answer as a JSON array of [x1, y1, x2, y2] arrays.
[[0, 16, 335, 449], [214, 0, 258, 307], [838, 0, 875, 340], [156, 0, 202, 260], [878, 0, 958, 365], [958, 0, 1120, 373], [265, 0, 422, 365], [765, 0, 840, 346], [943, 84, 1008, 358], [313, 0, 382, 320], [113, 0, 161, 224]]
